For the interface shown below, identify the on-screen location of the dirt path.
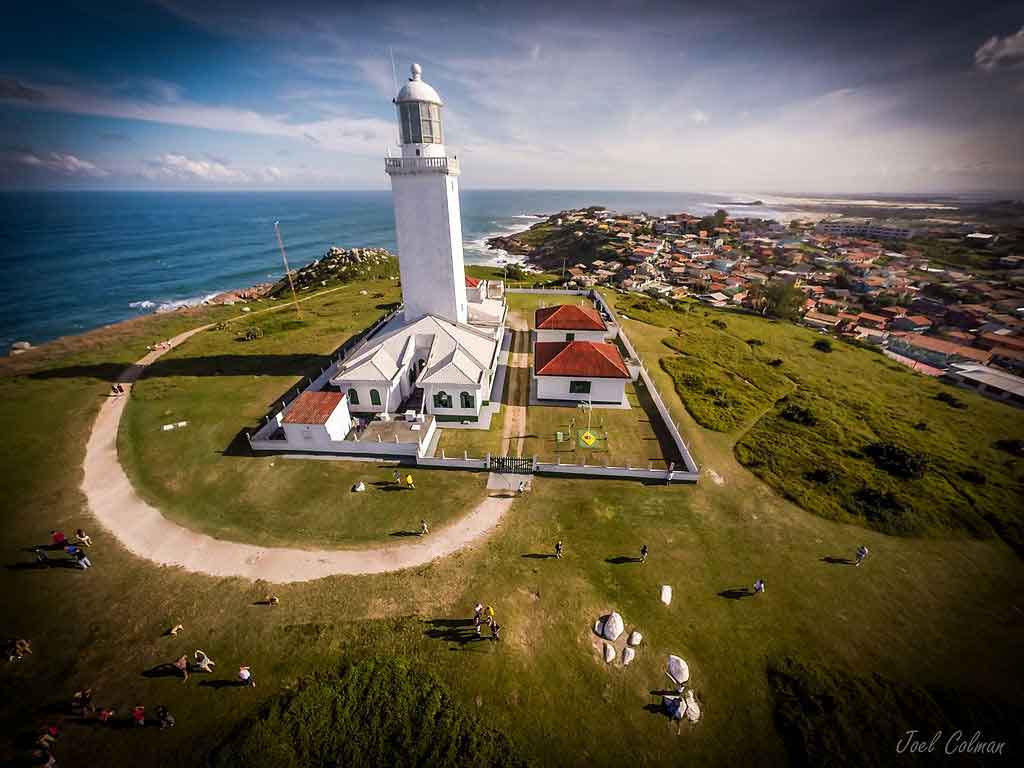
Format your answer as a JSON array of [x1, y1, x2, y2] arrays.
[[81, 325, 515, 583], [500, 314, 530, 457]]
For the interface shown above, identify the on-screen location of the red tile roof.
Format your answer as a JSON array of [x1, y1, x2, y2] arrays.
[[535, 304, 606, 331], [465, 276, 481, 288], [534, 341, 629, 378], [283, 391, 344, 424]]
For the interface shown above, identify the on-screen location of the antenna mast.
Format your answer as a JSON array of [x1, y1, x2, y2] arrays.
[[274, 221, 303, 320], [389, 47, 400, 146]]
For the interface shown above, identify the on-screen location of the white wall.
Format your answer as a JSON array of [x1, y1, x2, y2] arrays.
[[283, 423, 335, 450], [391, 167, 468, 325], [422, 382, 484, 418], [339, 379, 403, 413], [536, 329, 607, 343], [324, 398, 353, 440], [535, 376, 626, 404]]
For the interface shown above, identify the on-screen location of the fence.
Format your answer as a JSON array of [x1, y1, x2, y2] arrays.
[[536, 461, 699, 483]]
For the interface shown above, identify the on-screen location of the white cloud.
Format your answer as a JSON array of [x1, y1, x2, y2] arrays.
[[975, 26, 1024, 72], [17, 151, 108, 177], [142, 153, 248, 182], [689, 109, 709, 124]]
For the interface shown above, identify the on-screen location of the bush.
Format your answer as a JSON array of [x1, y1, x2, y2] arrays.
[[768, 358, 784, 367], [747, 338, 764, 346], [711, 319, 728, 330], [914, 421, 928, 431], [812, 339, 833, 353], [211, 657, 527, 768], [853, 486, 906, 523], [864, 442, 927, 479], [780, 403, 818, 427], [994, 438, 1024, 457], [804, 467, 838, 484], [936, 391, 967, 409], [960, 468, 987, 485]]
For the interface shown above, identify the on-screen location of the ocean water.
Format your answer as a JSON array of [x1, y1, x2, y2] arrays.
[[0, 189, 780, 350]]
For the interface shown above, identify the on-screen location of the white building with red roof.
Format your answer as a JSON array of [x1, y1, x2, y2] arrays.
[[281, 391, 352, 449], [533, 340, 630, 405], [534, 304, 610, 343]]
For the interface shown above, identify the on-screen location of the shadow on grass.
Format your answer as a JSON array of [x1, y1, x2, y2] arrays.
[[199, 680, 247, 690], [520, 553, 556, 559], [389, 531, 421, 538], [821, 556, 856, 565], [718, 588, 754, 600], [28, 354, 331, 382], [142, 664, 186, 679], [422, 618, 484, 647], [606, 556, 640, 565]]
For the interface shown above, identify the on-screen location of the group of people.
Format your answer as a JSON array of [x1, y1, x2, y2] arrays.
[[109, 383, 127, 397], [472, 602, 501, 641], [35, 528, 94, 570], [392, 469, 416, 490]]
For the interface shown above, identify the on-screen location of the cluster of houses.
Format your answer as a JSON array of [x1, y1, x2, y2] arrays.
[[547, 208, 1024, 407]]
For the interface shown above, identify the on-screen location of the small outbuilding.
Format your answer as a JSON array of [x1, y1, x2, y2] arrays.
[[535, 304, 610, 343], [534, 340, 629, 404], [282, 391, 353, 448]]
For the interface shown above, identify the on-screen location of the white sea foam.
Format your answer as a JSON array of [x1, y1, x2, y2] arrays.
[[130, 292, 222, 314]]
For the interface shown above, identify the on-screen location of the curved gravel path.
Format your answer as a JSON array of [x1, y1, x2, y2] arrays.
[[81, 324, 514, 583]]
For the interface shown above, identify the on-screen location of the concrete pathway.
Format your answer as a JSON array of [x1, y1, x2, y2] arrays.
[[81, 325, 515, 583]]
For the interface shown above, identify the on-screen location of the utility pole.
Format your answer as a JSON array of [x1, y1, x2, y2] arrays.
[[274, 221, 302, 320]]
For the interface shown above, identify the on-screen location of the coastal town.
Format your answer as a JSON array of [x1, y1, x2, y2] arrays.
[[491, 206, 1024, 406]]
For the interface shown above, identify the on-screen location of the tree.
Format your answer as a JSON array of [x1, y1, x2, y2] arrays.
[[699, 208, 728, 231], [748, 279, 805, 320]]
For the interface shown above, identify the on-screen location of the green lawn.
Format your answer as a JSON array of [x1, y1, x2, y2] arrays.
[[606, 290, 1024, 552], [2, 287, 1023, 767], [505, 291, 597, 317], [116, 280, 487, 548]]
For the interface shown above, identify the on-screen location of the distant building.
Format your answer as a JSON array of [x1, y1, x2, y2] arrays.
[[945, 364, 1024, 407], [816, 218, 916, 241]]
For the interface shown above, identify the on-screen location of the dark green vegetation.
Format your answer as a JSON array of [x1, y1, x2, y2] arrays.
[[611, 291, 1024, 551], [2, 284, 1022, 768], [768, 656, 1017, 767], [269, 250, 399, 297], [213, 657, 527, 768]]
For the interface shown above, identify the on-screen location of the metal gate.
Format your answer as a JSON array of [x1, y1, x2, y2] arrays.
[[490, 455, 535, 474]]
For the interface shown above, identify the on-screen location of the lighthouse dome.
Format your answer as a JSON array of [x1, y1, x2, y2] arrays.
[[395, 63, 443, 105]]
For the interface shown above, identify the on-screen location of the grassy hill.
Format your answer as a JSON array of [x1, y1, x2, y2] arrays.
[[612, 292, 1024, 552]]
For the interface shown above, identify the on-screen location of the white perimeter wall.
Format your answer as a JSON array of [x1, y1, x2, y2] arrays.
[[391, 170, 468, 325], [536, 376, 626, 404]]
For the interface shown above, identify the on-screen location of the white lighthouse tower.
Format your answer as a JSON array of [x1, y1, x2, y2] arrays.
[[386, 63, 468, 325]]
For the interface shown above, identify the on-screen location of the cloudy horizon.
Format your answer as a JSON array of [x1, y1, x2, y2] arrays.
[[2, 0, 1023, 195]]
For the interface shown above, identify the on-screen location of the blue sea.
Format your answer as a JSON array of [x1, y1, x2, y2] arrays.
[[0, 189, 783, 350]]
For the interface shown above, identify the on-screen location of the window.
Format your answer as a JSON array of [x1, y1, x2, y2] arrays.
[[398, 102, 442, 145], [569, 380, 591, 394], [433, 391, 451, 409], [565, 332, 575, 342], [347, 388, 359, 406], [370, 389, 381, 406], [460, 391, 475, 409]]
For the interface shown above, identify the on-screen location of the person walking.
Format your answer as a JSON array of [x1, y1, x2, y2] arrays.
[[238, 665, 256, 688], [485, 605, 495, 627], [393, 469, 401, 486], [855, 545, 869, 567], [640, 544, 649, 564], [473, 602, 483, 621], [173, 654, 190, 682], [517, 480, 526, 496], [405, 474, 416, 490], [420, 519, 429, 536], [555, 540, 563, 559], [474, 615, 482, 638], [491, 623, 501, 641], [753, 579, 766, 595], [75, 529, 92, 547], [194, 649, 215, 673], [132, 706, 145, 727]]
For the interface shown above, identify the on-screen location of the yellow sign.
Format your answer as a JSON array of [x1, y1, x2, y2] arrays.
[[579, 430, 597, 448]]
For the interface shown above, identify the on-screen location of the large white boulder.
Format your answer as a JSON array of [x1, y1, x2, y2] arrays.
[[684, 690, 701, 722], [622, 647, 636, 666], [667, 655, 690, 684], [602, 612, 624, 642], [604, 643, 616, 663], [660, 585, 672, 605], [628, 631, 642, 647]]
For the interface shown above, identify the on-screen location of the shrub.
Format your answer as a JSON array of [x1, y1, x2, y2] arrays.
[[211, 657, 527, 768], [781, 403, 818, 427], [852, 486, 906, 523], [747, 338, 764, 346], [812, 339, 833, 353], [994, 438, 1024, 457], [914, 421, 928, 431], [711, 319, 728, 330], [960, 468, 987, 485], [804, 467, 838, 484], [768, 358, 784, 367], [936, 391, 967, 409], [864, 442, 927, 479]]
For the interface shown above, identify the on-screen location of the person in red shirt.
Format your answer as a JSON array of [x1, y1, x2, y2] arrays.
[[50, 530, 66, 546], [132, 706, 145, 727]]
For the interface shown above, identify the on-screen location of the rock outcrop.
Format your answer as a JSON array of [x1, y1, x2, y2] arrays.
[[269, 246, 397, 297], [601, 612, 624, 642]]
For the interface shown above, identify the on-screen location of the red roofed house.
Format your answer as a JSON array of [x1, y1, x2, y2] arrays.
[[281, 391, 353, 449], [535, 304, 610, 343], [534, 340, 630, 404]]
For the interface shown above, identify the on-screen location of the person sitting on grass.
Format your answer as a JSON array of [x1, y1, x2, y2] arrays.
[[50, 530, 66, 547], [194, 649, 215, 673], [167, 624, 184, 637], [406, 474, 416, 490], [238, 665, 256, 688], [753, 579, 766, 595], [132, 706, 145, 727], [156, 705, 175, 730], [491, 623, 501, 641], [75, 528, 92, 547]]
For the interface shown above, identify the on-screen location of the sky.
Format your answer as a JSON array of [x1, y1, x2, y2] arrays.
[[1, 0, 1023, 194]]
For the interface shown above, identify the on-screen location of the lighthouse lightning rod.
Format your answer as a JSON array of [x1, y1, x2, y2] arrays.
[[273, 221, 302, 320]]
